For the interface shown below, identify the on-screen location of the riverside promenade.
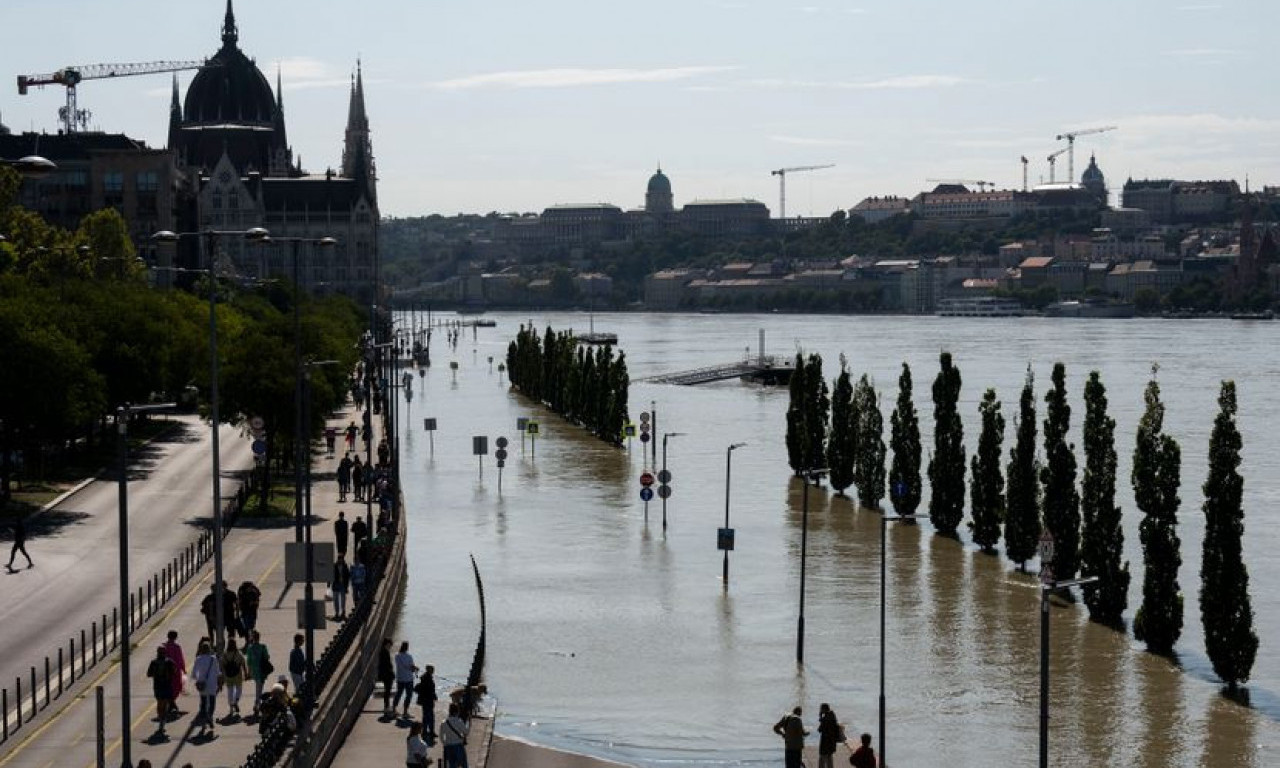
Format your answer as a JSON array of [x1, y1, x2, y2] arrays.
[[0, 398, 399, 768]]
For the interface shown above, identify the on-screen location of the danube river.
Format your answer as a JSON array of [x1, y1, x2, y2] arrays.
[[395, 311, 1280, 767]]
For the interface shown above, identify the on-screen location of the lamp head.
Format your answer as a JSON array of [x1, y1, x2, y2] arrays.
[[151, 230, 179, 243], [244, 227, 270, 242], [317, 237, 338, 247], [13, 155, 56, 179]]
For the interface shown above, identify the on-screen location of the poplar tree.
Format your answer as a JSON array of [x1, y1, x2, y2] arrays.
[[804, 353, 830, 476], [827, 359, 855, 496], [854, 375, 886, 509], [1079, 371, 1129, 626], [1041, 363, 1081, 582], [889, 363, 922, 521], [1132, 370, 1183, 656], [1200, 380, 1257, 687], [786, 352, 808, 475], [969, 388, 1005, 553], [928, 352, 965, 537], [1005, 367, 1040, 570]]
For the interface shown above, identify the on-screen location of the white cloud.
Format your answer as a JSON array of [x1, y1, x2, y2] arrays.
[[426, 66, 737, 91], [750, 74, 966, 90]]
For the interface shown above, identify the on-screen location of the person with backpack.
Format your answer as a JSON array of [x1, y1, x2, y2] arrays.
[[772, 706, 808, 768], [849, 733, 877, 768], [220, 637, 247, 718], [244, 630, 273, 716], [816, 703, 842, 768], [190, 640, 222, 737], [440, 702, 470, 768]]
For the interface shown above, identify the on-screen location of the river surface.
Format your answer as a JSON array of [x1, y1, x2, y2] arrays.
[[394, 311, 1280, 767]]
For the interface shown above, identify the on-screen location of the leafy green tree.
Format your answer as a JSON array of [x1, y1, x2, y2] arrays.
[[1041, 363, 1081, 582], [889, 363, 921, 520], [1080, 371, 1129, 626], [1132, 370, 1183, 656], [786, 352, 808, 475], [827, 359, 855, 496], [853, 375, 885, 509], [1005, 367, 1040, 569], [803, 353, 829, 477], [1200, 380, 1257, 687], [77, 208, 144, 281], [928, 352, 965, 537], [969, 388, 1005, 553]]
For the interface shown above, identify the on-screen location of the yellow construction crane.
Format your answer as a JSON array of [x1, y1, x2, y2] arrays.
[[18, 59, 211, 134], [926, 178, 995, 192], [1054, 125, 1117, 182], [770, 164, 834, 219], [1047, 147, 1070, 184]]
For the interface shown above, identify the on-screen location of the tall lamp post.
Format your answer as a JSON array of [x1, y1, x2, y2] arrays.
[[153, 227, 269, 650], [660, 431, 685, 531], [796, 467, 828, 664], [301, 359, 338, 724], [722, 442, 746, 585], [879, 511, 927, 767]]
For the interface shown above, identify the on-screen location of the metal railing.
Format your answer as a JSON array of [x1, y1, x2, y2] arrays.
[[0, 480, 254, 746]]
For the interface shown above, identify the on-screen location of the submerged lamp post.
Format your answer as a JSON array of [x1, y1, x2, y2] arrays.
[[722, 442, 746, 585]]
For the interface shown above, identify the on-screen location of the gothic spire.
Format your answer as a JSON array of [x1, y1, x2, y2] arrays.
[[167, 73, 182, 151], [276, 65, 283, 110], [342, 59, 376, 205], [222, 0, 238, 47]]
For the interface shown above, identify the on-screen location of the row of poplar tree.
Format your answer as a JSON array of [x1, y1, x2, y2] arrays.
[[786, 351, 1257, 689], [505, 324, 630, 446]]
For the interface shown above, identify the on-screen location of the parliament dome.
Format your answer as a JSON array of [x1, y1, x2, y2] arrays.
[[182, 2, 276, 125]]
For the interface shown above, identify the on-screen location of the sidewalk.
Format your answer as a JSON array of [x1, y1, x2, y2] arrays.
[[0, 402, 368, 768]]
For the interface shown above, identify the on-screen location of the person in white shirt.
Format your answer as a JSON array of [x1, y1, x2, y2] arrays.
[[394, 641, 419, 717], [440, 702, 469, 768], [405, 721, 431, 767], [190, 640, 222, 737]]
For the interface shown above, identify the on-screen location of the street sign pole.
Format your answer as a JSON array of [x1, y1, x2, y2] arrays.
[[496, 437, 509, 494]]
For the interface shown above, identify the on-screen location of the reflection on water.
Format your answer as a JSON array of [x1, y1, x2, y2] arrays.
[[397, 311, 1280, 767]]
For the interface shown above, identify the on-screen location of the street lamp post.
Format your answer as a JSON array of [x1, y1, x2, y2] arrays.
[[0, 155, 57, 178], [723, 442, 746, 585], [796, 467, 828, 664], [153, 228, 269, 650], [301, 360, 337, 724], [660, 432, 684, 531], [879, 511, 927, 767]]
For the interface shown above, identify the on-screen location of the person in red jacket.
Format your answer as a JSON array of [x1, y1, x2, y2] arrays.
[[849, 732, 877, 768]]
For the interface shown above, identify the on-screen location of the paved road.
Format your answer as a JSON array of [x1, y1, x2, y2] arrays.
[[0, 414, 254, 699]]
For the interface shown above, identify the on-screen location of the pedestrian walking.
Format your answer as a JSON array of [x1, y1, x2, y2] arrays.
[[190, 640, 221, 736], [337, 454, 353, 502], [351, 558, 368, 605], [288, 633, 307, 694], [849, 733, 877, 768], [440, 702, 470, 768], [415, 665, 438, 739], [244, 630, 273, 715], [817, 703, 841, 768], [772, 706, 808, 768], [220, 637, 247, 717], [345, 421, 358, 451], [394, 641, 419, 717], [221, 580, 241, 639], [335, 511, 349, 557], [237, 581, 261, 636], [352, 457, 365, 502], [146, 645, 176, 734], [162, 630, 187, 706], [331, 554, 351, 620], [351, 514, 369, 553], [406, 722, 431, 768], [325, 426, 337, 457], [6, 516, 33, 570], [377, 638, 395, 716]]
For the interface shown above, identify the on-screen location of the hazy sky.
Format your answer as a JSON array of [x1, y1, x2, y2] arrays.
[[2, 1, 1277, 217]]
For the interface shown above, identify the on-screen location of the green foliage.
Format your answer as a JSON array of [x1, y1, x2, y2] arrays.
[[888, 363, 922, 518], [827, 360, 855, 495], [77, 208, 145, 282], [1133, 287, 1163, 314], [1200, 381, 1257, 686], [853, 375, 885, 509], [1005, 367, 1041, 568], [927, 352, 965, 536], [803, 354, 830, 476], [969, 388, 1005, 552], [1041, 363, 1081, 581], [785, 352, 807, 475], [1132, 373, 1183, 655], [1080, 371, 1129, 626]]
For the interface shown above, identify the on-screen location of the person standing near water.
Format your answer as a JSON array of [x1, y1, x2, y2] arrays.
[[772, 706, 808, 768]]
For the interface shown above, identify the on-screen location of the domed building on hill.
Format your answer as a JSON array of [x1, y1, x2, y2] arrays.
[[645, 166, 673, 214], [1081, 154, 1107, 204]]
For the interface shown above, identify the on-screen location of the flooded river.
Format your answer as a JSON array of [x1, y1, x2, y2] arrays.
[[395, 311, 1280, 767]]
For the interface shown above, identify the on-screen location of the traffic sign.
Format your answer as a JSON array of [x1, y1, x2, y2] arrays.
[[1040, 564, 1054, 586], [1039, 531, 1055, 562], [527, 422, 540, 435], [495, 448, 508, 461], [517, 417, 529, 431], [718, 528, 736, 551], [639, 422, 650, 434], [623, 424, 636, 438], [473, 436, 489, 455], [496, 436, 509, 449], [251, 439, 267, 456], [424, 418, 438, 431], [640, 487, 654, 502], [657, 485, 672, 499], [249, 416, 265, 431], [640, 432, 651, 443], [639, 471, 655, 487], [657, 469, 672, 484], [639, 412, 650, 423], [497, 459, 506, 469]]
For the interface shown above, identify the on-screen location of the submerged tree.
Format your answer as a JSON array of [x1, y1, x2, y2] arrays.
[[828, 358, 856, 496], [1079, 371, 1129, 626], [854, 375, 885, 509], [804, 353, 830, 478], [928, 352, 965, 537], [1041, 363, 1081, 583], [1005, 367, 1040, 570], [786, 352, 808, 475], [1200, 380, 1257, 687], [1132, 370, 1183, 656], [888, 363, 922, 521], [969, 388, 1005, 553]]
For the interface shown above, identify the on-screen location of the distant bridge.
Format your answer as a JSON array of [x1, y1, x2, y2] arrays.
[[644, 356, 793, 386]]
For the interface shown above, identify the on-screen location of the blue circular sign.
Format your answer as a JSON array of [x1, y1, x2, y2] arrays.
[[639, 487, 654, 502], [251, 439, 267, 456]]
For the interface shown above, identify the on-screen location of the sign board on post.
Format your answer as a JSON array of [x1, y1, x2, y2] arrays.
[[657, 485, 672, 500], [657, 469, 672, 484], [718, 527, 736, 551], [527, 422, 540, 435], [296, 598, 327, 631], [249, 416, 265, 432], [473, 436, 489, 455], [640, 487, 654, 502], [624, 424, 636, 438], [423, 418, 438, 431], [285, 541, 336, 583], [639, 471, 655, 487], [251, 439, 267, 456], [517, 418, 529, 432]]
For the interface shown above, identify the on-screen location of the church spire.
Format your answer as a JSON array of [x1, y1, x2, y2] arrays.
[[222, 0, 238, 47], [167, 73, 182, 151], [342, 60, 376, 204], [276, 65, 284, 110]]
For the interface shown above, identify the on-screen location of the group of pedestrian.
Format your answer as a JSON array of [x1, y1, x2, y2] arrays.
[[773, 704, 877, 768], [199, 580, 262, 641], [337, 453, 371, 503]]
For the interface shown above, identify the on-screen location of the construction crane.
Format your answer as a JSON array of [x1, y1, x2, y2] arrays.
[[1047, 147, 1069, 184], [926, 178, 995, 192], [1020, 156, 1029, 192], [1054, 125, 1117, 183], [18, 59, 211, 134], [770, 164, 833, 219]]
